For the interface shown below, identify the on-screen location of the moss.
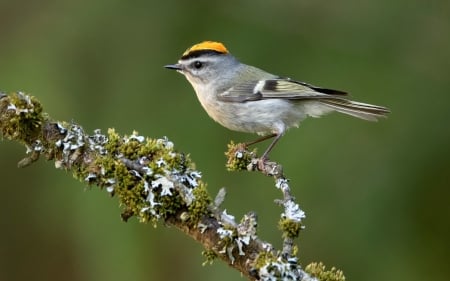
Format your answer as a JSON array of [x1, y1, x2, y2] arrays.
[[187, 183, 212, 225], [114, 163, 146, 210], [0, 93, 45, 145], [225, 141, 257, 171], [292, 244, 299, 256], [105, 128, 121, 154], [278, 218, 302, 239], [253, 251, 278, 269], [201, 249, 218, 266], [119, 139, 141, 159], [305, 262, 346, 281], [158, 191, 184, 217]]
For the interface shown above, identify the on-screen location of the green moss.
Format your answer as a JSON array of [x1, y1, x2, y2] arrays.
[[119, 140, 141, 159], [292, 244, 299, 256], [225, 141, 255, 171], [158, 191, 184, 217], [253, 251, 278, 269], [305, 262, 346, 281], [114, 164, 147, 212], [278, 218, 302, 239], [137, 139, 156, 156], [105, 128, 121, 153], [201, 249, 218, 266], [187, 183, 211, 225], [0, 93, 45, 144]]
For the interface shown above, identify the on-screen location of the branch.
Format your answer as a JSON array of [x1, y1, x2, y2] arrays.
[[0, 92, 345, 281]]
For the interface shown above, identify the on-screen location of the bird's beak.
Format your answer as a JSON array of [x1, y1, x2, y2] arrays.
[[164, 64, 183, 71]]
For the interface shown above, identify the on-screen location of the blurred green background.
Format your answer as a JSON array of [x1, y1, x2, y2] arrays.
[[1, 0, 449, 280]]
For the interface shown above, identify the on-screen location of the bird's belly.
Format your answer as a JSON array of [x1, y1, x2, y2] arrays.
[[201, 99, 307, 135]]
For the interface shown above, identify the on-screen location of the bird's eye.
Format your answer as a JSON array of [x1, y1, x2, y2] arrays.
[[193, 61, 203, 69]]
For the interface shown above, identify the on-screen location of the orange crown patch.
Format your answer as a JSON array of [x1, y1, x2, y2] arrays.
[[183, 41, 229, 57]]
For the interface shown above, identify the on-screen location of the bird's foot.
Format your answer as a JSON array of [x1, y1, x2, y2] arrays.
[[248, 157, 283, 177], [257, 157, 267, 171]]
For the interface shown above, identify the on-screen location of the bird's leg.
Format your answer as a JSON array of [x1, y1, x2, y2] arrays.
[[260, 133, 282, 161], [244, 133, 284, 171], [244, 133, 282, 171], [245, 133, 277, 147]]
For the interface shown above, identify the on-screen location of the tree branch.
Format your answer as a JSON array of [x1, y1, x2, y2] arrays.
[[0, 92, 345, 281]]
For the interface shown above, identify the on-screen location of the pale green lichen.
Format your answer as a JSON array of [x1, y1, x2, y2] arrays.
[[217, 225, 236, 245], [253, 251, 303, 280]]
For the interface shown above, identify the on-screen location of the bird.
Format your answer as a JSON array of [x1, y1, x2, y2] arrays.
[[165, 41, 389, 165]]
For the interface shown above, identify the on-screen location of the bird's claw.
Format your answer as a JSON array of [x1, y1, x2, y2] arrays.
[[248, 157, 283, 177], [257, 158, 267, 171]]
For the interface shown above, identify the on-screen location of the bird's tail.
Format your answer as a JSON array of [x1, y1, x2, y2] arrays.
[[320, 98, 390, 121]]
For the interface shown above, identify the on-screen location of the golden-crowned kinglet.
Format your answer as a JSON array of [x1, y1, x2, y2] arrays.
[[165, 41, 389, 161]]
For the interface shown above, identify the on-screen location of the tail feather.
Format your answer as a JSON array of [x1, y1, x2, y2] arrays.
[[320, 98, 390, 121]]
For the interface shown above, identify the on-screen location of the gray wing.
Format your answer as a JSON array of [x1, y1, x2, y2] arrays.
[[217, 78, 348, 103]]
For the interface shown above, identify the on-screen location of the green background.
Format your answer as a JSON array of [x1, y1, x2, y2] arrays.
[[1, 0, 449, 280]]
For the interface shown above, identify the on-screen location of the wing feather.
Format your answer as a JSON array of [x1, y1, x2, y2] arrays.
[[216, 78, 389, 120], [217, 78, 348, 102]]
